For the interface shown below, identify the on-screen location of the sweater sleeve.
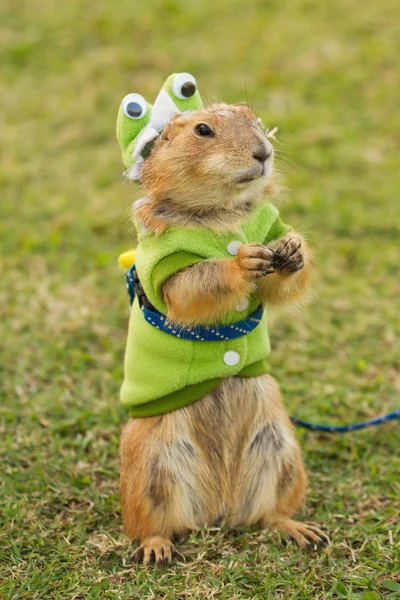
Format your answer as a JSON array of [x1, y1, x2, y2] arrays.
[[264, 215, 291, 244], [151, 251, 205, 310]]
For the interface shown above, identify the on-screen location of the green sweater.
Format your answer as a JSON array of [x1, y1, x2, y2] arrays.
[[121, 201, 289, 417]]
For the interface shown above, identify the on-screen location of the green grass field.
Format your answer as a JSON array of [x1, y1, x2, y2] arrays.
[[1, 0, 399, 598]]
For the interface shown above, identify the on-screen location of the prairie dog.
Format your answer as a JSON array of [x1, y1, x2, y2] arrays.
[[119, 103, 328, 566]]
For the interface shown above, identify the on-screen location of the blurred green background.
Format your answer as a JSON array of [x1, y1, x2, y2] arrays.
[[1, 0, 399, 598]]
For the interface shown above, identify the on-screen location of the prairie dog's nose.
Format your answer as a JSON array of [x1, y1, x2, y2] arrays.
[[253, 143, 270, 164]]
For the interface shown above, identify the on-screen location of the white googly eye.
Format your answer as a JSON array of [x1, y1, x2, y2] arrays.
[[122, 93, 148, 120], [172, 73, 197, 100]]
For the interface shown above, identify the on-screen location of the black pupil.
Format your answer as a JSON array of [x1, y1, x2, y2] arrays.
[[126, 102, 143, 118], [181, 81, 196, 98], [197, 124, 213, 136]]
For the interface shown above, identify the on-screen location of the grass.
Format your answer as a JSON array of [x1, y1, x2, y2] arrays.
[[1, 0, 399, 598]]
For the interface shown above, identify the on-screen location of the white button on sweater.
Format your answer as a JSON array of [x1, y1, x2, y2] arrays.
[[223, 351, 241, 366], [226, 241, 242, 256], [235, 298, 249, 312]]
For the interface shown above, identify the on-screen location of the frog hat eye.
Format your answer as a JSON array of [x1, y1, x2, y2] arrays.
[[122, 93, 148, 120], [172, 73, 197, 100]]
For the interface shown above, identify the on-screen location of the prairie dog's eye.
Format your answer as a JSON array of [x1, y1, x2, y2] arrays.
[[172, 73, 197, 100], [195, 123, 214, 137], [122, 93, 147, 119]]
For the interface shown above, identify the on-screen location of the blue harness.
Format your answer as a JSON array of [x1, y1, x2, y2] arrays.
[[126, 264, 263, 342]]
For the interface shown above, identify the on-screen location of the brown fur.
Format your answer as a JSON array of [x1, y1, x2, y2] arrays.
[[120, 104, 328, 565], [163, 257, 255, 325]]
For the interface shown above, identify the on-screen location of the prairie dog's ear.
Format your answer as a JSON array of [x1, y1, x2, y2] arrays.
[[160, 113, 189, 141]]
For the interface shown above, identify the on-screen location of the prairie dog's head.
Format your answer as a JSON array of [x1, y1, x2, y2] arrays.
[[140, 104, 275, 214]]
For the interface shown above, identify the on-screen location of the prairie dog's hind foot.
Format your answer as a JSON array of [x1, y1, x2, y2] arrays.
[[131, 536, 178, 567], [262, 517, 330, 551]]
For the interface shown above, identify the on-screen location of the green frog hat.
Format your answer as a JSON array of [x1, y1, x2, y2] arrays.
[[116, 72, 203, 180]]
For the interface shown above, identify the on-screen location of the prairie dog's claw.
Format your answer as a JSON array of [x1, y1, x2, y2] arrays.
[[236, 242, 275, 279], [268, 236, 305, 274], [131, 537, 178, 567]]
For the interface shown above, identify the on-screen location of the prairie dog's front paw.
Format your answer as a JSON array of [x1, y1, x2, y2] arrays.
[[269, 235, 305, 274], [236, 243, 275, 279]]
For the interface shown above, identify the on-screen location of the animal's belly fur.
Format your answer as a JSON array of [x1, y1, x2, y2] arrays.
[[137, 374, 301, 533]]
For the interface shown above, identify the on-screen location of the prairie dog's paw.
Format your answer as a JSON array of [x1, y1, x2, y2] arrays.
[[269, 235, 305, 274], [284, 522, 330, 551], [236, 242, 275, 279], [265, 518, 330, 552], [131, 536, 179, 567]]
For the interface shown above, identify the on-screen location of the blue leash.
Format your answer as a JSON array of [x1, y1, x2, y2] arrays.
[[290, 409, 400, 433], [125, 265, 399, 434]]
